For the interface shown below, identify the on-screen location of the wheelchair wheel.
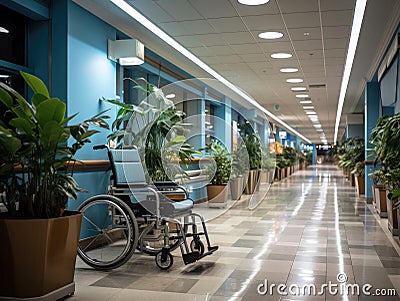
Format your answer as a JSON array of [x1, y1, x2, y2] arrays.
[[155, 251, 173, 270], [77, 195, 138, 270], [190, 239, 205, 256]]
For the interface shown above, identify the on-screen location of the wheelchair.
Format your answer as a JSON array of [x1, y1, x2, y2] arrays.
[[77, 145, 218, 270]]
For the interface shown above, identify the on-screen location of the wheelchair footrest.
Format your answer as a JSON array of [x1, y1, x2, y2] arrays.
[[182, 251, 200, 264], [208, 245, 219, 252]]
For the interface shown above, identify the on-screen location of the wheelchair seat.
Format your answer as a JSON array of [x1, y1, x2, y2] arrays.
[[108, 147, 194, 217]]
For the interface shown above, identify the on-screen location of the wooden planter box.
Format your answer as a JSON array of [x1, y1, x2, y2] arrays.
[[355, 175, 365, 196], [386, 190, 400, 236], [375, 186, 387, 217], [0, 211, 82, 299], [207, 184, 229, 208]]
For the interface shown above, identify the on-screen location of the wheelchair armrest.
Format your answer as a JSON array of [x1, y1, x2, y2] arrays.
[[153, 181, 189, 200]]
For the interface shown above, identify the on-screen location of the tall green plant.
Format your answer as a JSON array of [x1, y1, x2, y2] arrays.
[[204, 140, 232, 185], [0, 72, 109, 218]]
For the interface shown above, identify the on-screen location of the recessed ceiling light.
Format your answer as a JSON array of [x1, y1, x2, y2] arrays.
[[306, 111, 317, 115], [286, 78, 303, 83], [280, 68, 298, 73], [165, 93, 176, 99], [271, 53, 292, 59], [316, 129, 324, 132], [238, 0, 270, 5], [291, 87, 307, 91], [304, 32, 310, 36], [0, 27, 9, 34], [258, 31, 283, 40], [314, 124, 322, 128], [296, 94, 309, 98], [299, 100, 312, 104], [303, 106, 314, 109]]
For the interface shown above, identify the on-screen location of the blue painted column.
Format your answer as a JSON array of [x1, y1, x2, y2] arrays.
[[312, 144, 316, 165], [364, 81, 380, 200]]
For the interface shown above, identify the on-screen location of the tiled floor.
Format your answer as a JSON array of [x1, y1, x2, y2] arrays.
[[73, 165, 400, 300]]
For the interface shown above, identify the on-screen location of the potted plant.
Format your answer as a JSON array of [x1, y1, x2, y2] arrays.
[[229, 141, 248, 200], [203, 140, 232, 207], [242, 132, 262, 194], [0, 72, 109, 299], [370, 168, 388, 217]]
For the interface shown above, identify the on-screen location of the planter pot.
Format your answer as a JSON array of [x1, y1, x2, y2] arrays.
[[375, 186, 387, 217], [386, 191, 400, 236], [350, 173, 355, 187], [207, 184, 229, 207], [355, 175, 365, 196], [230, 177, 244, 200], [286, 167, 290, 177], [0, 210, 82, 299], [245, 170, 260, 194], [259, 171, 268, 183], [372, 184, 377, 207]]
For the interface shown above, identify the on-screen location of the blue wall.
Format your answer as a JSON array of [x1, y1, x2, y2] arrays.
[[65, 2, 117, 209]]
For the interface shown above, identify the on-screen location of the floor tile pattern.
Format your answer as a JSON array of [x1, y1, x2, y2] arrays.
[[73, 165, 400, 300]]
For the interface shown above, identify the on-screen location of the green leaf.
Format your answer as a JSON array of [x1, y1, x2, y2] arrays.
[[9, 118, 34, 135], [0, 85, 13, 108], [20, 71, 50, 98], [32, 93, 49, 108], [39, 121, 65, 149], [36, 98, 66, 127]]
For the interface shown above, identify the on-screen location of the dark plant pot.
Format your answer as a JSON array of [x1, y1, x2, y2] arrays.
[[350, 173, 355, 187], [207, 184, 229, 207], [245, 170, 260, 194], [375, 186, 387, 217], [386, 191, 400, 236], [0, 210, 82, 299], [355, 175, 365, 196], [372, 184, 377, 206], [230, 177, 244, 200]]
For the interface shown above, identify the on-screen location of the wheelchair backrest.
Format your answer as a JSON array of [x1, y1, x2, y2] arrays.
[[109, 148, 147, 186]]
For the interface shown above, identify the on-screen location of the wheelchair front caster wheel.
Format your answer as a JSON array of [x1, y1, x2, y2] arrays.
[[155, 251, 173, 270], [190, 239, 205, 255]]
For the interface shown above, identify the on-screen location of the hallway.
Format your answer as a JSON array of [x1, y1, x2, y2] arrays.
[[73, 165, 400, 300]]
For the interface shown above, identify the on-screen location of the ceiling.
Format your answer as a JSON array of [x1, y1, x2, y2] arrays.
[[73, 0, 400, 144]]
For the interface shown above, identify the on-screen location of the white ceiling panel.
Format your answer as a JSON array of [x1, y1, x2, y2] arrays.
[[128, 0, 174, 23], [188, 46, 215, 57], [221, 32, 256, 44], [299, 58, 324, 66], [321, 10, 354, 27], [287, 27, 322, 40], [239, 53, 268, 62], [292, 39, 323, 51], [304, 71, 326, 78], [189, 0, 237, 19], [206, 45, 235, 55], [242, 14, 285, 31], [324, 48, 347, 58], [175, 35, 204, 47], [296, 49, 324, 59], [324, 38, 349, 50], [283, 12, 321, 28], [259, 41, 294, 53], [230, 0, 280, 16], [156, 0, 203, 21], [320, 0, 356, 12], [247, 61, 274, 70], [195, 33, 228, 46], [325, 57, 346, 66], [160, 20, 215, 36], [230, 43, 264, 54], [301, 65, 325, 72], [323, 25, 351, 39], [277, 0, 318, 13], [207, 17, 247, 33]]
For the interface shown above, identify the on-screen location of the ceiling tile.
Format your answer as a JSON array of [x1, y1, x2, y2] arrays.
[[301, 65, 325, 72], [207, 17, 247, 33], [304, 71, 326, 78], [269, 58, 299, 67], [230, 43, 264, 54], [323, 26, 351, 39], [160, 20, 215, 36], [324, 38, 349, 50], [324, 48, 347, 58], [155, 0, 203, 21], [195, 33, 228, 46], [259, 41, 294, 53], [224, 62, 251, 71], [230, 0, 280, 16], [189, 0, 237, 18], [221, 32, 256, 44], [288, 27, 322, 40], [206, 45, 235, 55], [325, 57, 345, 66], [321, 10, 353, 27], [212, 54, 244, 63], [292, 39, 323, 51], [296, 49, 324, 59], [298, 58, 324, 66], [175, 35, 205, 47], [277, 0, 318, 13], [247, 61, 273, 70], [320, 0, 356, 11], [283, 12, 321, 28], [208, 64, 233, 71], [242, 14, 285, 31], [188, 46, 215, 56], [239, 53, 268, 62], [129, 0, 174, 23]]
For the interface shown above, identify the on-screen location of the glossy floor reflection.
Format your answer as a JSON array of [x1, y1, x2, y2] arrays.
[[73, 165, 400, 300]]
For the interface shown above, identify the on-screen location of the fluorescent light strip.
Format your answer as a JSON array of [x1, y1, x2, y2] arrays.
[[333, 0, 367, 144], [110, 0, 312, 144]]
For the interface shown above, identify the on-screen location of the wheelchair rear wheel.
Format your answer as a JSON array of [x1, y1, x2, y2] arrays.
[[77, 195, 138, 270]]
